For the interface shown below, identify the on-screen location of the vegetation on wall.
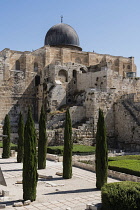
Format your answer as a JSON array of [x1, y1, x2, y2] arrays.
[[2, 114, 11, 158]]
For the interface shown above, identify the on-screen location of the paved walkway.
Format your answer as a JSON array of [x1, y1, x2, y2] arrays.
[[0, 157, 119, 210]]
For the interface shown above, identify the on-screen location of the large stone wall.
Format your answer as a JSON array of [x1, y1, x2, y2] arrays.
[[0, 45, 139, 150]]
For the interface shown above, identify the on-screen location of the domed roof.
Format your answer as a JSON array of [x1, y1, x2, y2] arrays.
[[44, 23, 81, 50]]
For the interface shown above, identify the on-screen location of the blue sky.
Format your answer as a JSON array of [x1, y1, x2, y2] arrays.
[[0, 0, 140, 75]]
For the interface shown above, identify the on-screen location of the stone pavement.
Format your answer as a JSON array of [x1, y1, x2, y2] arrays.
[[0, 157, 119, 210]]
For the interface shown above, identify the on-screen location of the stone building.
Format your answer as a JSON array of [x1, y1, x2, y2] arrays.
[[0, 22, 140, 151]]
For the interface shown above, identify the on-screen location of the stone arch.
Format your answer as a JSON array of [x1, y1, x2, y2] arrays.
[[15, 60, 20, 70], [34, 62, 38, 72], [58, 69, 68, 82]]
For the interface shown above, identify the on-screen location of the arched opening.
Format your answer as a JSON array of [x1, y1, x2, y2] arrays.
[[34, 62, 38, 72], [58, 69, 68, 82], [73, 70, 77, 78], [35, 75, 40, 86], [15, 60, 20, 70], [127, 65, 130, 69]]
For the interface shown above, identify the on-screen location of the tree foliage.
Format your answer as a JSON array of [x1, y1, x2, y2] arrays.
[[96, 108, 108, 190], [63, 109, 73, 179], [17, 112, 24, 163], [38, 105, 47, 169], [23, 107, 38, 201], [2, 114, 11, 158]]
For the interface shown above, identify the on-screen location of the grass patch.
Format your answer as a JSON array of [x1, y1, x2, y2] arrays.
[[47, 145, 95, 155], [108, 155, 140, 161], [80, 155, 140, 177], [108, 159, 140, 177]]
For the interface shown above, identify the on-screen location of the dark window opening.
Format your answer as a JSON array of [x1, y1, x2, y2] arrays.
[[34, 62, 38, 72], [73, 70, 77, 78], [58, 70, 68, 82], [35, 75, 40, 86], [16, 60, 20, 70]]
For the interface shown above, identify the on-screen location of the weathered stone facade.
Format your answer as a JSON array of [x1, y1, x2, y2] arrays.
[[0, 23, 139, 151]]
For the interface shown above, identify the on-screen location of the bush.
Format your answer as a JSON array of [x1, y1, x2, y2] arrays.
[[17, 112, 24, 163], [38, 106, 47, 169], [101, 181, 140, 210], [47, 147, 63, 155], [96, 108, 108, 189], [23, 107, 38, 201], [63, 109, 73, 179], [2, 114, 11, 158], [47, 145, 95, 155]]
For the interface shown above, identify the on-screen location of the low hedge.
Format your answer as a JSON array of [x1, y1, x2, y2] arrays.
[[47, 145, 95, 155], [47, 147, 63, 155], [101, 181, 140, 210], [108, 159, 140, 177]]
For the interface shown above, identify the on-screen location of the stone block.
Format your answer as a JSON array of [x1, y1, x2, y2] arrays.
[[2, 190, 9, 197], [13, 202, 23, 207], [86, 203, 91, 209], [89, 205, 97, 210], [24, 200, 31, 206], [38, 175, 53, 179], [0, 204, 6, 209]]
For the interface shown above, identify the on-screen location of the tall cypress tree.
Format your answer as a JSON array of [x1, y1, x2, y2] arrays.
[[96, 108, 108, 190], [23, 107, 38, 201], [17, 112, 24, 163], [38, 105, 47, 169], [63, 109, 73, 179], [2, 114, 11, 158]]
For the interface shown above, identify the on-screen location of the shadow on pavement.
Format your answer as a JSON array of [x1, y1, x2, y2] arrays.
[[45, 187, 99, 195]]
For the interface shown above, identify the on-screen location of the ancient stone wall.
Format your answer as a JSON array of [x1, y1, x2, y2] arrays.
[[115, 98, 140, 151]]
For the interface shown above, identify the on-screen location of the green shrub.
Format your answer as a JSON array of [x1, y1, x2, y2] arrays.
[[47, 145, 95, 155], [2, 114, 11, 158], [63, 109, 73, 179], [23, 107, 38, 201], [47, 147, 63, 155], [17, 112, 24, 163], [96, 108, 108, 189], [38, 106, 47, 169], [101, 181, 140, 210]]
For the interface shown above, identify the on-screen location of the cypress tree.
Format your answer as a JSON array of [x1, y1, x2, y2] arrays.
[[38, 105, 47, 169], [23, 107, 38, 201], [96, 108, 108, 190], [2, 114, 11, 158], [63, 109, 73, 179], [17, 112, 24, 163]]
